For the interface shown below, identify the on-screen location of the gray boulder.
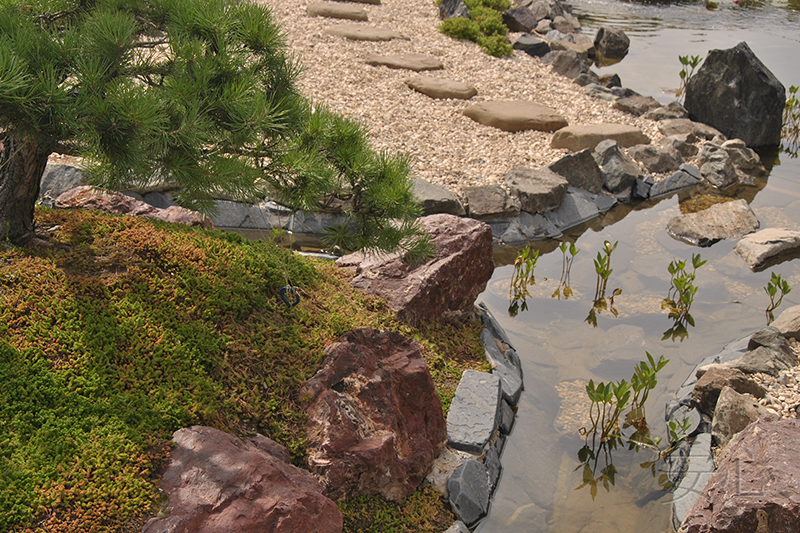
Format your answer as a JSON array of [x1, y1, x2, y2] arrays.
[[413, 179, 466, 216], [548, 149, 604, 194], [772, 305, 800, 340], [448, 459, 490, 527], [666, 198, 759, 247], [685, 42, 785, 147], [662, 134, 699, 159], [628, 143, 683, 174], [594, 139, 643, 194], [505, 167, 569, 214], [734, 228, 800, 271], [503, 6, 538, 32], [464, 184, 520, 219], [696, 143, 741, 189], [543, 187, 600, 231], [39, 162, 88, 201], [612, 95, 662, 117], [658, 118, 723, 140], [593, 27, 629, 62], [584, 83, 619, 101], [648, 169, 701, 199], [711, 386, 768, 451], [513, 34, 551, 57], [541, 50, 590, 80], [440, 0, 470, 19], [645, 101, 689, 121]]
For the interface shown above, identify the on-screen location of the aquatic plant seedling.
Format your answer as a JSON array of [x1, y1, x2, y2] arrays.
[[677, 54, 702, 102], [586, 241, 621, 327], [765, 271, 792, 325], [662, 253, 706, 341], [508, 246, 540, 316], [552, 241, 580, 300]]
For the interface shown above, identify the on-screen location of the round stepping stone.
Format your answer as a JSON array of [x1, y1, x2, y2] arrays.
[[405, 76, 477, 100], [462, 101, 568, 133], [307, 2, 367, 21], [323, 24, 407, 41], [550, 123, 651, 151], [364, 54, 443, 72]]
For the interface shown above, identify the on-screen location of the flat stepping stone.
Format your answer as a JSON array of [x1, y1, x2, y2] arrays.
[[324, 24, 406, 41], [446, 370, 502, 454], [364, 54, 443, 72], [307, 2, 367, 21], [550, 123, 650, 151], [332, 0, 379, 4], [462, 101, 568, 133], [734, 228, 800, 271], [405, 75, 476, 99]]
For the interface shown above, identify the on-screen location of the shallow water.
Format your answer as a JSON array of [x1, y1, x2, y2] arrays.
[[475, 2, 800, 531]]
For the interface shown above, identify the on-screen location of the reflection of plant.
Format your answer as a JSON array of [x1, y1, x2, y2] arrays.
[[577, 354, 680, 499], [765, 271, 792, 325], [677, 55, 702, 103], [662, 253, 706, 341], [586, 241, 621, 327], [508, 247, 540, 317], [552, 241, 580, 300], [782, 85, 799, 159]]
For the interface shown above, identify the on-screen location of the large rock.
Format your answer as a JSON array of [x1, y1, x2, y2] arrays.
[[658, 118, 723, 140], [696, 143, 746, 189], [301, 329, 447, 501], [335, 214, 493, 325], [505, 167, 569, 214], [734, 228, 800, 271], [542, 187, 600, 231], [541, 50, 590, 80], [307, 2, 368, 21], [503, 6, 538, 32], [771, 305, 800, 340], [732, 326, 799, 377], [612, 95, 662, 117], [364, 54, 443, 71], [54, 186, 212, 228], [711, 386, 768, 451], [463, 184, 520, 219], [666, 198, 759, 247], [594, 139, 642, 194], [679, 415, 800, 533], [691, 367, 766, 417], [648, 167, 702, 199], [627, 143, 683, 174], [462, 101, 568, 133], [547, 149, 604, 194], [513, 34, 551, 58], [439, 0, 469, 19], [39, 162, 88, 201], [685, 42, 785, 147], [413, 178, 466, 216], [142, 426, 342, 533], [550, 123, 650, 151], [593, 27, 629, 63], [446, 370, 502, 454], [405, 76, 477, 100], [323, 24, 407, 41]]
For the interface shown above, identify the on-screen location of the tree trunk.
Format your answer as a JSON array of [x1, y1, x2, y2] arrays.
[[0, 134, 50, 245]]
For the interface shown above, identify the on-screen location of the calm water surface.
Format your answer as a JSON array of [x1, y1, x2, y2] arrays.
[[476, 2, 800, 531]]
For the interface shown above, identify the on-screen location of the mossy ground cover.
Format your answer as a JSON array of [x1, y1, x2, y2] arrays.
[[0, 208, 489, 532]]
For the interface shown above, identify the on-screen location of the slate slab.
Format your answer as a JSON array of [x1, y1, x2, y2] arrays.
[[481, 328, 523, 405], [648, 170, 701, 199], [446, 370, 502, 454], [463, 101, 568, 133], [543, 187, 600, 231], [671, 433, 715, 532], [365, 54, 443, 71], [324, 24, 406, 41], [405, 76, 477, 100], [550, 123, 650, 151]]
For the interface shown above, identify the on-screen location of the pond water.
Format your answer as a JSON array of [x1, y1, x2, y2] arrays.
[[474, 2, 800, 532]]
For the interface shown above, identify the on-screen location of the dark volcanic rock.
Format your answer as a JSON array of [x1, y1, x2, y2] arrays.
[[685, 41, 785, 147], [335, 214, 493, 325], [301, 329, 447, 501], [143, 426, 342, 533]]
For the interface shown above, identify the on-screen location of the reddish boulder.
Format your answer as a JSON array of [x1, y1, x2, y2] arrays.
[[143, 426, 342, 533], [679, 414, 800, 533], [301, 329, 447, 501], [336, 214, 494, 325], [54, 186, 212, 228], [691, 366, 766, 416]]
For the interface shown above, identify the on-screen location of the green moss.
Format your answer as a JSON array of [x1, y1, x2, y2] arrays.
[[0, 208, 486, 532], [339, 486, 455, 533]]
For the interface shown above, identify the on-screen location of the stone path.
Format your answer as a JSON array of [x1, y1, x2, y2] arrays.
[[307, 2, 368, 21]]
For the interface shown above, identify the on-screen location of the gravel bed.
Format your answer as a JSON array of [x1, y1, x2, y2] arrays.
[[263, 0, 663, 193], [753, 340, 800, 419]]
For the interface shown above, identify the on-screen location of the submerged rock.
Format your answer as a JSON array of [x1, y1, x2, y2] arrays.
[[734, 228, 800, 270], [666, 198, 758, 247]]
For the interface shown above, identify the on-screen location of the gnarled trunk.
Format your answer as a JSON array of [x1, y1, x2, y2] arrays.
[[0, 135, 50, 245]]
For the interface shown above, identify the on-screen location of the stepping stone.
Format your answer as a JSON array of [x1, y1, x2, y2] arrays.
[[550, 123, 650, 151], [364, 54, 443, 72], [666, 198, 759, 247], [405, 75, 476, 100], [733, 228, 800, 271], [324, 24, 407, 41], [332, 0, 379, 4], [462, 101, 568, 133], [307, 2, 367, 21], [446, 370, 502, 454]]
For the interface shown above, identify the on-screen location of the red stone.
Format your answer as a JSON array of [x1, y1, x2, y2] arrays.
[[143, 426, 342, 533], [336, 214, 494, 325], [301, 329, 448, 501]]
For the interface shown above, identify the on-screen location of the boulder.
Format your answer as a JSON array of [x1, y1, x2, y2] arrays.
[[633, 175, 654, 199], [666, 198, 758, 247], [541, 50, 590, 80], [584, 83, 619, 101], [711, 386, 768, 451], [498, 212, 562, 243], [747, 326, 797, 360], [323, 24, 407, 41], [574, 72, 600, 87], [662, 134, 699, 159], [462, 101, 568, 133], [648, 168, 702, 199], [627, 143, 683, 174], [598, 73, 622, 88], [448, 459, 490, 527], [594, 139, 643, 194], [503, 6, 538, 32], [405, 76, 476, 100], [505, 167, 569, 214], [549, 37, 592, 59], [550, 123, 650, 151], [335, 214, 493, 325], [645, 101, 689, 121], [542, 187, 600, 231], [365, 54, 443, 71], [658, 118, 722, 140], [439, 0, 469, 19], [301, 329, 447, 501], [732, 326, 800, 377], [481, 328, 523, 405], [551, 15, 574, 34], [307, 2, 368, 21], [771, 305, 800, 340], [696, 143, 743, 189], [535, 18, 552, 34], [612, 95, 662, 117], [54, 186, 212, 228], [685, 42, 785, 147], [412, 178, 466, 216], [679, 415, 800, 533], [512, 34, 551, 57], [142, 426, 342, 533], [734, 228, 800, 271], [446, 370, 502, 454], [593, 27, 629, 62], [464, 184, 520, 219], [691, 367, 766, 417], [39, 162, 88, 201], [547, 149, 604, 194], [721, 139, 767, 180]]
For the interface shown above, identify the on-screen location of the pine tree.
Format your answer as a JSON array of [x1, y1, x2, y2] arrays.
[[0, 0, 429, 258]]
